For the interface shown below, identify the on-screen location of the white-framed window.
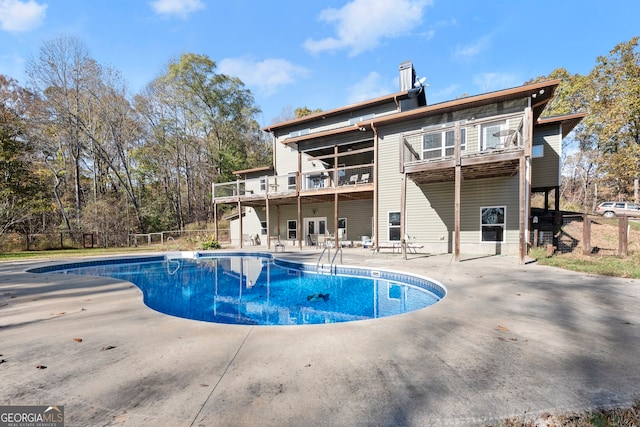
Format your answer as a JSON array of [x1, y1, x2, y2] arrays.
[[481, 206, 505, 242], [388, 211, 401, 241], [532, 144, 544, 158], [422, 128, 466, 159], [338, 218, 347, 239], [287, 173, 296, 190], [260, 221, 267, 235], [259, 178, 266, 191], [481, 120, 507, 150], [287, 220, 297, 240]]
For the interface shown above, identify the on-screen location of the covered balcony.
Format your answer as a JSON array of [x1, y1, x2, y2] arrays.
[[212, 163, 374, 205], [401, 112, 529, 185]]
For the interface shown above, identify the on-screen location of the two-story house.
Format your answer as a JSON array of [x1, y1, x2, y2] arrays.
[[212, 61, 584, 263]]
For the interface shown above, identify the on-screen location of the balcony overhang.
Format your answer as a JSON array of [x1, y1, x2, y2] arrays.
[[406, 149, 523, 184]]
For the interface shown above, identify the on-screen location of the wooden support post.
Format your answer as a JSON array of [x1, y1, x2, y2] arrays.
[[400, 173, 407, 259], [334, 145, 339, 249], [519, 107, 533, 264], [519, 156, 527, 263], [297, 152, 302, 249], [582, 214, 591, 255], [276, 206, 281, 242], [619, 216, 628, 257], [372, 123, 379, 249], [265, 195, 271, 249], [212, 182, 217, 240], [334, 192, 339, 249], [237, 180, 242, 248], [454, 122, 461, 262]]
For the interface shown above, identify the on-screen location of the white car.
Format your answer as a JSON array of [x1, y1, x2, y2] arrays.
[[595, 201, 640, 218]]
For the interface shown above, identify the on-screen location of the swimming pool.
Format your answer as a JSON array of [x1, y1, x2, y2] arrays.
[[29, 252, 446, 326]]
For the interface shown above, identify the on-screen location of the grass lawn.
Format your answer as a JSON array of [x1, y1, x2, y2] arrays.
[[0, 246, 163, 261]]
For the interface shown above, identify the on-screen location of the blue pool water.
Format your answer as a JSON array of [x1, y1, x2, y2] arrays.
[[30, 253, 445, 326]]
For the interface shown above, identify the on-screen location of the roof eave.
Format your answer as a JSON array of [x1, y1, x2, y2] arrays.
[[262, 90, 409, 133], [537, 112, 587, 138], [232, 165, 274, 176], [361, 79, 562, 128]]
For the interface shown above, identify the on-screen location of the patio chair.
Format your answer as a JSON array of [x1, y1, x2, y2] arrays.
[[349, 174, 359, 185], [271, 235, 285, 252], [359, 173, 370, 184]]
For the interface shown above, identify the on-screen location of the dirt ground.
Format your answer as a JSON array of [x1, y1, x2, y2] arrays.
[[556, 216, 640, 257]]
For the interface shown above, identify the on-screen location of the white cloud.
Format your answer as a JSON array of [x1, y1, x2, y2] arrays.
[[346, 71, 395, 103], [150, 0, 204, 19], [0, 0, 47, 32], [454, 35, 491, 59], [304, 0, 432, 57], [473, 72, 521, 93], [218, 57, 310, 96]]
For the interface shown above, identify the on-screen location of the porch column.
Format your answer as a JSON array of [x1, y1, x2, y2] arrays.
[[265, 175, 271, 249], [297, 151, 302, 249], [519, 107, 533, 264], [237, 180, 243, 248], [372, 123, 379, 248], [213, 183, 218, 243], [334, 145, 339, 248], [401, 173, 407, 260], [454, 122, 461, 262]]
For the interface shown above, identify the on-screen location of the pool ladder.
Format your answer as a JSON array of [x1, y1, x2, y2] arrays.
[[166, 258, 181, 275], [316, 245, 342, 275]]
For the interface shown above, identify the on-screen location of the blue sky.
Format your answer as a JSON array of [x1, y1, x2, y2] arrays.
[[1, 0, 638, 127]]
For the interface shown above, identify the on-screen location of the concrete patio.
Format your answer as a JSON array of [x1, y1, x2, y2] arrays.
[[1, 249, 639, 426]]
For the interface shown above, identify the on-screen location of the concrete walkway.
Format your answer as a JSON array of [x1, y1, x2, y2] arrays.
[[1, 249, 639, 426]]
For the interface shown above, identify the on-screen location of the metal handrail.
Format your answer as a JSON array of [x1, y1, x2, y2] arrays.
[[331, 246, 343, 266], [315, 244, 342, 274], [167, 258, 181, 275]]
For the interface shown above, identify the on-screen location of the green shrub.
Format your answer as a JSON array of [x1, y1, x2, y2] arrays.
[[200, 237, 221, 250], [528, 245, 549, 260]]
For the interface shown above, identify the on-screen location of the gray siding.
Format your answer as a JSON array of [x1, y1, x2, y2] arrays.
[[406, 177, 520, 253], [267, 199, 373, 244], [532, 124, 561, 188], [377, 128, 403, 241], [274, 139, 299, 176]]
